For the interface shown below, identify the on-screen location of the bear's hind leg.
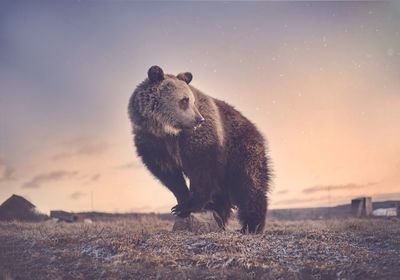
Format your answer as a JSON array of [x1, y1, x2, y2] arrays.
[[232, 136, 270, 234], [237, 188, 267, 234]]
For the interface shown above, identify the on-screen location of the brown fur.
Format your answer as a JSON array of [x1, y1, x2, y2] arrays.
[[128, 66, 271, 233]]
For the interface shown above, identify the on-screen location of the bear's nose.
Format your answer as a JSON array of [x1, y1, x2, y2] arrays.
[[195, 115, 205, 125]]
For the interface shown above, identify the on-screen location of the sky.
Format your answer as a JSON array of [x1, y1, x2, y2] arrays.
[[1, 1, 399, 214]]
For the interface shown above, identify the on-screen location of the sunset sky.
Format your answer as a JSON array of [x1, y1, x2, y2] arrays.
[[1, 1, 399, 214]]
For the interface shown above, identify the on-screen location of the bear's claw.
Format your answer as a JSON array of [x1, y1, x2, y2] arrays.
[[171, 203, 191, 218]]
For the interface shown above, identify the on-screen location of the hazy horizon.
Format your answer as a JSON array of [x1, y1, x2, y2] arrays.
[[1, 1, 400, 214]]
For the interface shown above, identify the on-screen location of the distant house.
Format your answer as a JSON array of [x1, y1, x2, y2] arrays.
[[351, 197, 372, 217], [0, 194, 46, 221]]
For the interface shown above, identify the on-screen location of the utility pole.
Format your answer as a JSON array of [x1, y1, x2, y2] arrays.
[[91, 191, 93, 211], [328, 186, 331, 218]]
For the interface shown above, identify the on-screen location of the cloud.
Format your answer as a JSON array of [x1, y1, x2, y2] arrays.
[[70, 191, 86, 200], [275, 189, 289, 195], [91, 173, 101, 182], [274, 190, 400, 208], [302, 182, 378, 194], [21, 170, 78, 188], [116, 161, 142, 170], [274, 195, 331, 206], [52, 137, 108, 160], [78, 173, 102, 185], [371, 192, 400, 201], [0, 158, 16, 182]]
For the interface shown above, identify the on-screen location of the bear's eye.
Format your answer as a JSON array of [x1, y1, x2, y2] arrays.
[[179, 97, 189, 110]]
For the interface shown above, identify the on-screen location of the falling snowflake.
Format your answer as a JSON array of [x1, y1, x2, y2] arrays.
[[386, 48, 394, 56], [322, 36, 328, 47]]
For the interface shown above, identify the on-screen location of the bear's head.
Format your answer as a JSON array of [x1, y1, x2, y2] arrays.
[[129, 65, 205, 136]]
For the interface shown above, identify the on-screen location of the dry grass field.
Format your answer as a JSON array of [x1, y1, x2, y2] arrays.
[[1, 216, 399, 280]]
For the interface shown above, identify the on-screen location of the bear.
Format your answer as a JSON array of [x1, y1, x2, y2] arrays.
[[128, 65, 271, 233]]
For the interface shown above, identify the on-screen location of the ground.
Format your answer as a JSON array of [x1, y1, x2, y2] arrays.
[[0, 217, 399, 280]]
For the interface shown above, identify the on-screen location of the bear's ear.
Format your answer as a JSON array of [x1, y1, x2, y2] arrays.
[[147, 65, 164, 83], [177, 72, 193, 84]]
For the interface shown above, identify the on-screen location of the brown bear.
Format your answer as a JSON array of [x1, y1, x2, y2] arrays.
[[128, 66, 271, 233]]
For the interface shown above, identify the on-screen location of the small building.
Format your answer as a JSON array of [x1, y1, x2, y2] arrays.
[[351, 197, 372, 217], [0, 194, 46, 221], [50, 210, 77, 222]]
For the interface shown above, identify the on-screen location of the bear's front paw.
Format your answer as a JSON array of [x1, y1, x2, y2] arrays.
[[171, 203, 191, 218]]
